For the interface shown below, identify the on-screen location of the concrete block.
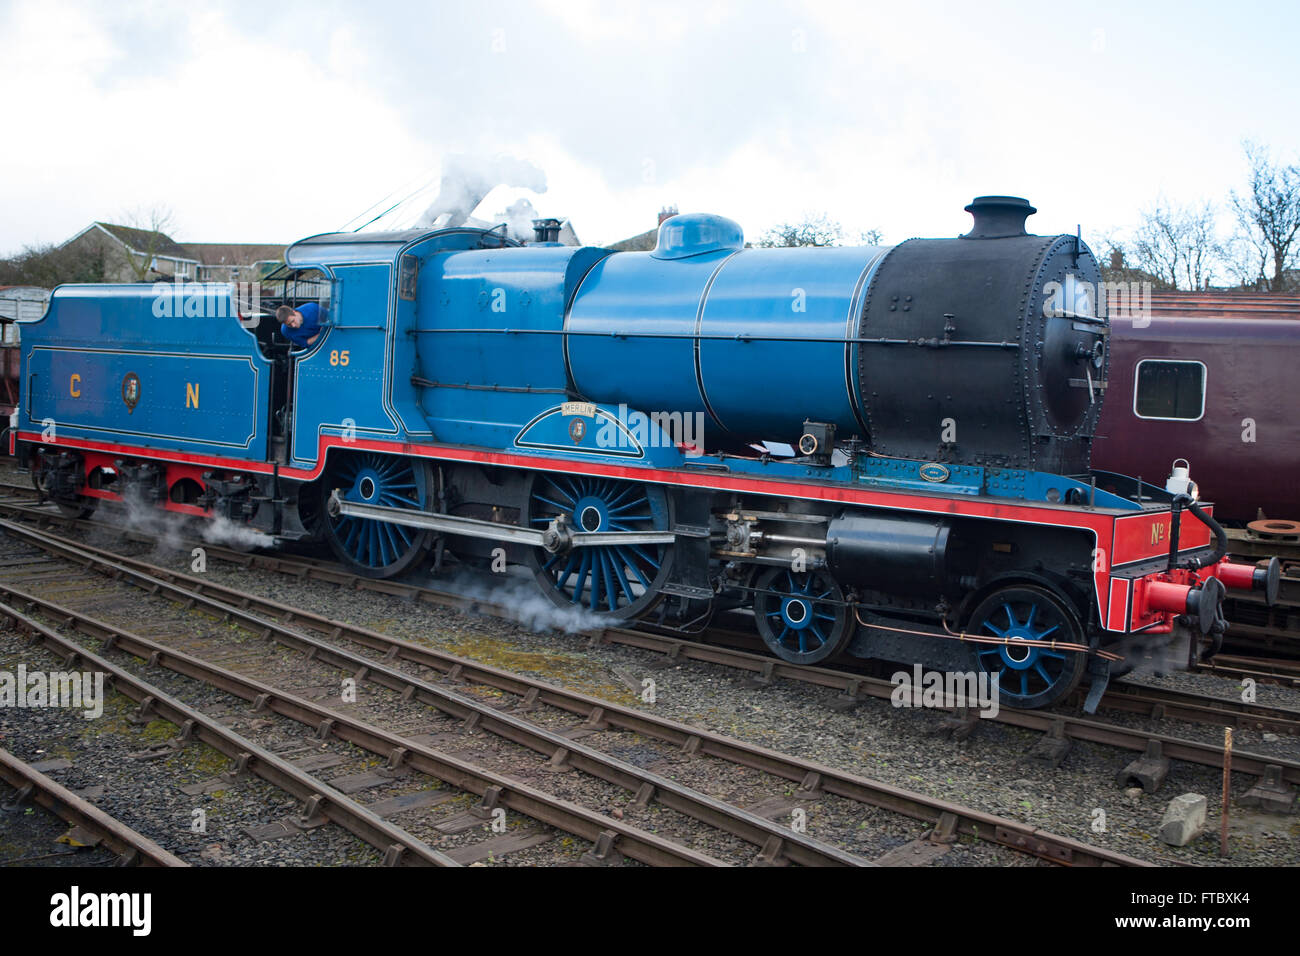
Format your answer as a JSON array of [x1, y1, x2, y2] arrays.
[[1026, 720, 1071, 769], [1158, 793, 1207, 847], [1117, 739, 1169, 793], [1240, 765, 1297, 814]]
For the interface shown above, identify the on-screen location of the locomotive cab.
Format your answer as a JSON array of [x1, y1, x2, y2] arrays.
[[240, 264, 334, 461]]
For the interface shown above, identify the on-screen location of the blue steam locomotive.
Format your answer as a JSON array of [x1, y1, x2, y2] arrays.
[[15, 197, 1271, 709]]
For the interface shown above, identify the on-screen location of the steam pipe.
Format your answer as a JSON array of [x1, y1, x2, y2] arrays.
[[1174, 494, 1228, 567]]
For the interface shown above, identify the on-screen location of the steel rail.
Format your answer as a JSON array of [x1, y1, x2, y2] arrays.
[[1095, 681, 1300, 735], [5, 494, 1299, 678], [0, 590, 726, 868], [666, 617, 1300, 735], [1195, 656, 1300, 688], [0, 536, 867, 866], [0, 576, 868, 868], [0, 599, 462, 867], [0, 519, 1150, 866], [0, 746, 189, 867]]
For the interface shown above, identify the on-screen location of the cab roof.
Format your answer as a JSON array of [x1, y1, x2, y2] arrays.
[[284, 230, 431, 268]]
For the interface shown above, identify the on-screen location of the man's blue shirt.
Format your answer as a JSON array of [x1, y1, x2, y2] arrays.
[[281, 302, 323, 348]]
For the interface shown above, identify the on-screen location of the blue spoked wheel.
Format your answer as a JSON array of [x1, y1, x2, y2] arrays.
[[321, 453, 434, 578], [753, 567, 851, 664], [969, 586, 1086, 710], [525, 474, 673, 620]]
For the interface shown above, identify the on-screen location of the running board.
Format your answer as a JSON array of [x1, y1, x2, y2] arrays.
[[327, 491, 682, 554]]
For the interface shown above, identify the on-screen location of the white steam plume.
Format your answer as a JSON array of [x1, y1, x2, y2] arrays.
[[498, 197, 541, 243], [417, 153, 548, 229], [201, 514, 275, 551], [91, 494, 272, 560], [431, 566, 605, 635]]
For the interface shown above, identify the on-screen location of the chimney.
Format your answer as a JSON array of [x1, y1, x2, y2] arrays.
[[1110, 249, 1124, 271], [531, 218, 562, 243], [658, 206, 678, 226], [961, 196, 1036, 239]]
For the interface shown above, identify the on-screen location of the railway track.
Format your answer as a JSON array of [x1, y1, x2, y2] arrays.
[[0, 600, 460, 866], [0, 516, 1153, 866], [1194, 655, 1300, 688], [5, 490, 1300, 759], [1, 594, 751, 867], [0, 492, 1296, 739], [0, 746, 187, 867], [16, 492, 1300, 735], [1217, 595, 1300, 658]]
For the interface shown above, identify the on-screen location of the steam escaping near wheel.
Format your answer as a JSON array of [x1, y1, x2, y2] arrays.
[[430, 567, 610, 636]]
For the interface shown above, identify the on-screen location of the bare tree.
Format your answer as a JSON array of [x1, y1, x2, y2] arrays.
[[117, 205, 178, 280], [756, 214, 883, 248], [1180, 201, 1221, 290], [1091, 228, 1130, 284], [757, 213, 842, 247], [1228, 141, 1300, 291], [1128, 198, 1221, 290]]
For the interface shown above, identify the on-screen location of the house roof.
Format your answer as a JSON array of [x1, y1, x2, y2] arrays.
[[91, 222, 198, 262], [63, 224, 287, 267], [605, 227, 658, 253], [184, 243, 286, 265]]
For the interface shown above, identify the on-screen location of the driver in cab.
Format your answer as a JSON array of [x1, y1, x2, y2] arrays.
[[277, 303, 324, 348]]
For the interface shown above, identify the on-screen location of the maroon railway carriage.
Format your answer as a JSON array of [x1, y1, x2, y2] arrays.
[[1093, 294, 1300, 526], [0, 286, 41, 448]]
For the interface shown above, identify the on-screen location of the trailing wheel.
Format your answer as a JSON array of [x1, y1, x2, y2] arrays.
[[752, 566, 852, 664], [524, 474, 673, 619], [968, 585, 1086, 709], [321, 452, 434, 578]]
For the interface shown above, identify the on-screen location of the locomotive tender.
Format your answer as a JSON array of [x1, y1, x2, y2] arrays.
[[15, 196, 1272, 710]]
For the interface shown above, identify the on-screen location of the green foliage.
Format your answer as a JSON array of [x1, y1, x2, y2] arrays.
[[0, 241, 106, 286]]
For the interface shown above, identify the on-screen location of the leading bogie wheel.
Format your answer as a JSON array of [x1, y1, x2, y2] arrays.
[[752, 566, 852, 665], [967, 584, 1086, 710]]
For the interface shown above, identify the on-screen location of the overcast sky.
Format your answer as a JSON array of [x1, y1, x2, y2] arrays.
[[2, 0, 1297, 255]]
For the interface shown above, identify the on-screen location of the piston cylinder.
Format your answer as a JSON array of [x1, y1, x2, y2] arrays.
[[824, 511, 951, 595]]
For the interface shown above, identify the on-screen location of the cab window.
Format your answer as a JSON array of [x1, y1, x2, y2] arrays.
[[239, 266, 332, 356]]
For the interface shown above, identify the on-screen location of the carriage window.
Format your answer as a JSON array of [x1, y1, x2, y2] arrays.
[[1133, 360, 1205, 421]]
